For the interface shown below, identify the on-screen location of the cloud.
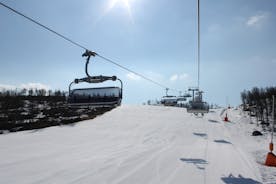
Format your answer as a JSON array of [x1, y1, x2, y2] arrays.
[[20, 83, 50, 90], [170, 73, 189, 82], [170, 74, 178, 82], [0, 83, 51, 91], [0, 84, 16, 91], [145, 71, 164, 81], [179, 73, 189, 80], [246, 12, 269, 27], [126, 73, 141, 81]]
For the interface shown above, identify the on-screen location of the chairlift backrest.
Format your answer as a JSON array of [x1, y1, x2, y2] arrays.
[[71, 87, 121, 98]]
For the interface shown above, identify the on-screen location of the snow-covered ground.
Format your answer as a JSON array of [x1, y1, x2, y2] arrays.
[[0, 105, 276, 184]]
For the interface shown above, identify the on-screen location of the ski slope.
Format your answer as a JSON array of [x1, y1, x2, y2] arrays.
[[0, 105, 275, 184]]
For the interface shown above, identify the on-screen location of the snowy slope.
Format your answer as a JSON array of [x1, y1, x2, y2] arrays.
[[222, 108, 276, 184], [0, 105, 275, 184]]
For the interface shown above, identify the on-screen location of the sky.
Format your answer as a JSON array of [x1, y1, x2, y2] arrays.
[[0, 0, 275, 106]]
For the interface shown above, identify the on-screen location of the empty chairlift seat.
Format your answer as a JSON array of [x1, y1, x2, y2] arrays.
[[187, 100, 209, 114], [161, 96, 178, 106], [67, 50, 123, 108], [186, 89, 209, 115]]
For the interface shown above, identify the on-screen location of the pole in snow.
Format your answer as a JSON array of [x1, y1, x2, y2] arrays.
[[265, 95, 276, 167], [272, 95, 275, 144]]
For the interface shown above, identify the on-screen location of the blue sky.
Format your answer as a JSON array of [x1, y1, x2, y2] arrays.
[[0, 0, 275, 106]]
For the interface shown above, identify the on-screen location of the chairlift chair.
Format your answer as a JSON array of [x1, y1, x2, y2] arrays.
[[177, 96, 187, 102], [67, 50, 123, 108], [176, 91, 188, 102], [176, 93, 187, 107], [176, 95, 186, 107], [160, 88, 178, 106], [187, 100, 209, 114], [186, 89, 209, 115], [176, 93, 191, 108], [161, 96, 178, 106], [183, 93, 192, 98]]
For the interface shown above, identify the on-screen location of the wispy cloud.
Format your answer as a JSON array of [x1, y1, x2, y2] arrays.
[[0, 84, 16, 91], [144, 71, 164, 82], [0, 83, 50, 91], [170, 74, 178, 82], [179, 73, 189, 80], [126, 73, 141, 81], [246, 12, 269, 27], [170, 73, 189, 82], [20, 83, 50, 90]]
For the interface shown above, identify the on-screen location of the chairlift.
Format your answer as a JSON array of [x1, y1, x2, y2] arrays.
[[187, 100, 209, 115], [161, 96, 178, 106], [160, 88, 178, 106], [183, 93, 192, 98], [177, 96, 186, 101], [175, 92, 186, 107], [67, 50, 123, 108], [177, 91, 187, 102], [187, 88, 209, 115]]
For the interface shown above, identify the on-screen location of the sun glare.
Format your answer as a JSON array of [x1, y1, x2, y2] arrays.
[[106, 0, 134, 23]]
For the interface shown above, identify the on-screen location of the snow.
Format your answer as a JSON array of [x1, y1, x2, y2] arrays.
[[0, 105, 276, 184]]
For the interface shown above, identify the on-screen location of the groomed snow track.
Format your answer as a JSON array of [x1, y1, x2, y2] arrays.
[[1, 105, 273, 184]]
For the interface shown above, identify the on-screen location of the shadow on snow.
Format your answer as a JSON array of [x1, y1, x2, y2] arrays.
[[208, 119, 219, 123], [221, 174, 262, 184], [180, 158, 208, 170], [214, 139, 232, 144], [193, 132, 207, 138]]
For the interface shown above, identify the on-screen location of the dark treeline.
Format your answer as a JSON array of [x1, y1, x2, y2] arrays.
[[0, 88, 66, 110], [0, 88, 66, 97], [241, 86, 276, 124], [0, 88, 114, 133]]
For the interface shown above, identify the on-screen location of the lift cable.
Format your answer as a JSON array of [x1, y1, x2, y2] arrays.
[[197, 0, 201, 89], [0, 1, 181, 93], [0, 1, 86, 50], [96, 54, 169, 89]]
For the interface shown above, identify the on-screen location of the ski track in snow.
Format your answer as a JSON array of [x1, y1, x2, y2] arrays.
[[0, 105, 275, 183]]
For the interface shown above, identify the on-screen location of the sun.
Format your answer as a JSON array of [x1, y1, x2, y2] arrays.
[[108, 0, 128, 9], [105, 0, 134, 23]]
